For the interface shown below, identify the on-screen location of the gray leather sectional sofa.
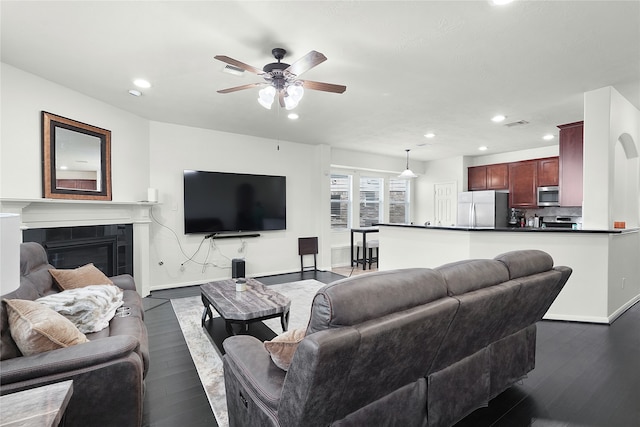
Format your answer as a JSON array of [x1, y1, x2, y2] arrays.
[[0, 242, 149, 427], [222, 249, 572, 427]]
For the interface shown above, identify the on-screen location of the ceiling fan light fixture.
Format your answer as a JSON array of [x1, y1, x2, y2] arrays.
[[258, 86, 276, 109], [284, 84, 304, 110], [398, 149, 418, 179]]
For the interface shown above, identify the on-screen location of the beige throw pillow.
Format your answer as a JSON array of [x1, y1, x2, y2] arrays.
[[263, 327, 306, 371], [49, 263, 114, 290], [4, 299, 89, 356]]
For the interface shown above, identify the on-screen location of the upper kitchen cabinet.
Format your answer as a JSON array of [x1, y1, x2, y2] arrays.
[[487, 163, 509, 190], [468, 163, 509, 191], [468, 166, 487, 190], [558, 121, 584, 207], [537, 157, 559, 187], [509, 160, 538, 208]]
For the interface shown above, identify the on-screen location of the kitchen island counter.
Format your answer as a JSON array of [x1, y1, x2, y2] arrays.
[[377, 223, 637, 234], [377, 224, 639, 324]]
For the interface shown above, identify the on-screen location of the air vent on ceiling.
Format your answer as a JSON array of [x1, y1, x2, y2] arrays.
[[222, 65, 245, 76], [504, 120, 530, 127]]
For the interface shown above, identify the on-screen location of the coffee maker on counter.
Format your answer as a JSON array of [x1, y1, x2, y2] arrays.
[[508, 208, 524, 227]]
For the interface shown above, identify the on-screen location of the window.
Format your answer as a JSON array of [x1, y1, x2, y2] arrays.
[[389, 178, 410, 223], [330, 174, 351, 229], [359, 177, 383, 227]]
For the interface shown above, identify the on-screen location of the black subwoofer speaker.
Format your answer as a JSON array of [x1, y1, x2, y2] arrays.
[[232, 259, 245, 278]]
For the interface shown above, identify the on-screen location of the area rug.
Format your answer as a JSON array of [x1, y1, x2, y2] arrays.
[[170, 279, 326, 427]]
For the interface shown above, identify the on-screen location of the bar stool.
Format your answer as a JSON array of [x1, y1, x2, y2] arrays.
[[356, 239, 379, 270]]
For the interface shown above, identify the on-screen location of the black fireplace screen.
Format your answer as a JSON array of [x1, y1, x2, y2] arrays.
[[23, 224, 133, 277]]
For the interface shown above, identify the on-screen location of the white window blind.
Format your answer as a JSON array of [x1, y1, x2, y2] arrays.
[[389, 178, 410, 223], [359, 177, 383, 227], [330, 174, 351, 229]]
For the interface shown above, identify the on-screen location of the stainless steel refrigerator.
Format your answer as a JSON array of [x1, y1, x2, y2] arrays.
[[457, 190, 509, 228]]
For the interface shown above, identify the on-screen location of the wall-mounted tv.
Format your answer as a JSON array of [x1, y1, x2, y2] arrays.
[[183, 170, 286, 234]]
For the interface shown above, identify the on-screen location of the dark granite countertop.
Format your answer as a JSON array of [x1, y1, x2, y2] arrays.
[[376, 223, 638, 234]]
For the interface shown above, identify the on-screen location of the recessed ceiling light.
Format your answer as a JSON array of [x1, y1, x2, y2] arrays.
[[491, 0, 514, 5], [128, 89, 142, 97], [543, 134, 554, 141], [133, 79, 151, 89], [491, 115, 506, 123], [424, 133, 435, 138], [479, 146, 488, 151], [59, 165, 68, 170], [288, 113, 299, 120]]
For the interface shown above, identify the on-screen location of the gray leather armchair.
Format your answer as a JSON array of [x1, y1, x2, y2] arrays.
[[0, 242, 149, 427]]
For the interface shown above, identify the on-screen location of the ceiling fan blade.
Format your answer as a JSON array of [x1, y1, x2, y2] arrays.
[[278, 91, 285, 108], [300, 80, 347, 94], [284, 51, 327, 77], [217, 83, 264, 94], [214, 55, 264, 74]]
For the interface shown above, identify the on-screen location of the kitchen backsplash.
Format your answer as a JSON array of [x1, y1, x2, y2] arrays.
[[522, 206, 583, 219]]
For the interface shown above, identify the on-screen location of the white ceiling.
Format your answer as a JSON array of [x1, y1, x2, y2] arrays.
[[2, 1, 639, 162]]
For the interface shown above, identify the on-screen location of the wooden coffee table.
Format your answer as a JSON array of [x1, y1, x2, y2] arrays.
[[200, 278, 290, 335]]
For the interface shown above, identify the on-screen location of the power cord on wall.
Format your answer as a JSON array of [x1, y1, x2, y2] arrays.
[[150, 206, 245, 272]]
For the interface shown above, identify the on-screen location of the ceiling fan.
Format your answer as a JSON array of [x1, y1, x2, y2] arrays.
[[214, 48, 347, 110]]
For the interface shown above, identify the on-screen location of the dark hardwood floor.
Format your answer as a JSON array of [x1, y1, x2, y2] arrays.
[[142, 271, 640, 426]]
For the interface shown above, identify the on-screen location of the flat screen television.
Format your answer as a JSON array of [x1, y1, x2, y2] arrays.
[[183, 170, 286, 234]]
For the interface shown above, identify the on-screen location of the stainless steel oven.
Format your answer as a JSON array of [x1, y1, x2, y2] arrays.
[[537, 186, 559, 206]]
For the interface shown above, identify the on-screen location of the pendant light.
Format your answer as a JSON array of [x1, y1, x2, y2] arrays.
[[399, 149, 418, 179]]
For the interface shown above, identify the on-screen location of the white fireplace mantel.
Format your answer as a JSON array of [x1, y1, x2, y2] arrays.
[[0, 198, 156, 296]]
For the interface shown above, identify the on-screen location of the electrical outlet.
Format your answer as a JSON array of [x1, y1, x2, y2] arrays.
[[621, 277, 626, 289]]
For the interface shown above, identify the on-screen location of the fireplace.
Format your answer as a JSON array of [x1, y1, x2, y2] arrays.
[[23, 224, 133, 277]]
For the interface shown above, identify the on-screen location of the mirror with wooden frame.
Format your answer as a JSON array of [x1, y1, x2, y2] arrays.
[[42, 111, 112, 200]]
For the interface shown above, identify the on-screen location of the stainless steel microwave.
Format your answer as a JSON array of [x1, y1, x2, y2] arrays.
[[537, 186, 560, 206]]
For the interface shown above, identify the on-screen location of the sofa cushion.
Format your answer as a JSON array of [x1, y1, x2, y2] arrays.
[[36, 285, 123, 333], [4, 298, 89, 356], [435, 259, 510, 296], [49, 263, 114, 290], [306, 268, 448, 334], [264, 327, 306, 371], [494, 249, 554, 279]]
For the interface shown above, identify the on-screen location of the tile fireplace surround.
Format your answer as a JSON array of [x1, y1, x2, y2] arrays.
[[0, 199, 155, 297]]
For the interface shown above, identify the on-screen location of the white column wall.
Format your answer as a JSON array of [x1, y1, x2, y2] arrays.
[[583, 86, 640, 229]]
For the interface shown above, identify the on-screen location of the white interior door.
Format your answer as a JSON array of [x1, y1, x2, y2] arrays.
[[434, 181, 457, 226]]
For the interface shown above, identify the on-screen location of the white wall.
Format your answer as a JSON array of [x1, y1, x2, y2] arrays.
[[147, 122, 329, 289], [331, 147, 413, 174], [583, 86, 640, 229], [415, 156, 465, 226], [467, 146, 559, 167], [0, 63, 150, 201]]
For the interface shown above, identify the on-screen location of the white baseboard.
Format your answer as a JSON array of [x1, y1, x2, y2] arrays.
[[542, 313, 610, 324], [608, 294, 640, 324]]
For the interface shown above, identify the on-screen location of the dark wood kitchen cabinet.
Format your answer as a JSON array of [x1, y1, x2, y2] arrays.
[[558, 121, 584, 207], [468, 166, 487, 190], [537, 157, 559, 187], [486, 163, 509, 190], [468, 163, 509, 191], [509, 160, 538, 208]]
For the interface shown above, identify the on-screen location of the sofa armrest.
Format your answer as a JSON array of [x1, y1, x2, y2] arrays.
[[0, 335, 139, 385], [110, 274, 136, 292], [223, 335, 287, 408]]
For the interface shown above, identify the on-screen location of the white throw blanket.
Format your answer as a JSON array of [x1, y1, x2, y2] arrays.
[[36, 285, 124, 333]]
